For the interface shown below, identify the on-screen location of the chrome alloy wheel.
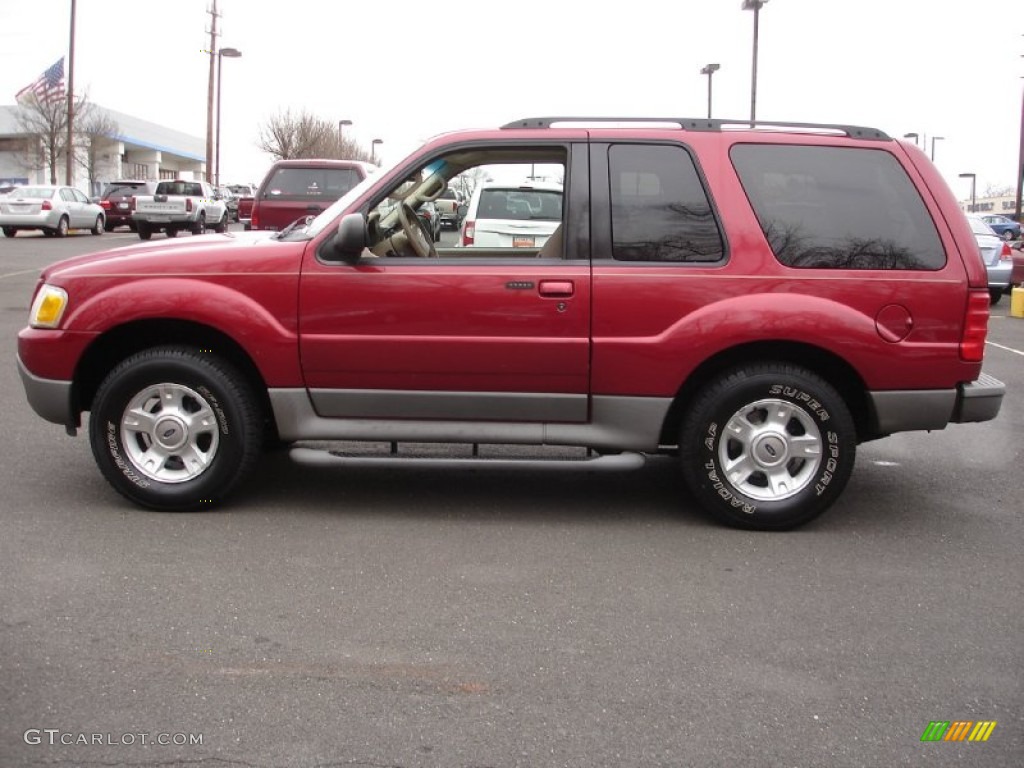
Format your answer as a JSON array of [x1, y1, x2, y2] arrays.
[[120, 383, 221, 483], [719, 398, 823, 502]]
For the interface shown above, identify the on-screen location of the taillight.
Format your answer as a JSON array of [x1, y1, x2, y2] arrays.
[[186, 198, 193, 212], [130, 196, 137, 210], [960, 291, 990, 362], [251, 206, 259, 230], [999, 243, 1012, 261], [41, 200, 52, 211], [100, 200, 111, 211], [462, 220, 475, 246]]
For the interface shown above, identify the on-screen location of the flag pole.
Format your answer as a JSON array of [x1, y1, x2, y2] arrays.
[[65, 0, 76, 186]]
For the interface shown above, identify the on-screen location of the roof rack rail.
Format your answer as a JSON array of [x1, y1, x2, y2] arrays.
[[501, 117, 890, 141]]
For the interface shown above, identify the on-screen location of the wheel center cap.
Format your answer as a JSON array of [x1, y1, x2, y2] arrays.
[[153, 416, 188, 450], [753, 433, 788, 467]]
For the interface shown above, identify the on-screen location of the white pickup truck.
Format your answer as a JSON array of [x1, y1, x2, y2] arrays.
[[132, 179, 228, 240]]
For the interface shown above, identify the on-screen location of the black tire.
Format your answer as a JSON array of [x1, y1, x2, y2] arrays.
[[137, 223, 152, 241], [91, 215, 104, 235], [88, 346, 263, 510], [104, 221, 115, 232], [990, 289, 1002, 305], [2, 226, 15, 238], [679, 364, 856, 530], [213, 212, 227, 233], [1002, 230, 1014, 242], [54, 216, 69, 238], [166, 227, 178, 238], [192, 213, 206, 236]]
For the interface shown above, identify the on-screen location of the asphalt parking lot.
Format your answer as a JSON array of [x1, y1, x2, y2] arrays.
[[0, 228, 1021, 767]]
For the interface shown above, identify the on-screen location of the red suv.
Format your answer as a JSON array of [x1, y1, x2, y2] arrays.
[[96, 179, 157, 231], [17, 117, 1004, 529], [250, 158, 375, 231]]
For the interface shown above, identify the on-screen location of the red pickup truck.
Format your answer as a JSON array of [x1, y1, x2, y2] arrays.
[[17, 117, 1004, 529]]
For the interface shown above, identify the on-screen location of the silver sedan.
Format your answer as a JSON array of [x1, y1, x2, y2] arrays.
[[0, 185, 105, 238]]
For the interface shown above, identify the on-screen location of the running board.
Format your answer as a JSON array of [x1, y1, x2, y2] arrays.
[[289, 447, 646, 472]]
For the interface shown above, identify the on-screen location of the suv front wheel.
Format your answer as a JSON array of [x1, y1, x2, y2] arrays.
[[88, 346, 263, 510], [679, 364, 856, 530]]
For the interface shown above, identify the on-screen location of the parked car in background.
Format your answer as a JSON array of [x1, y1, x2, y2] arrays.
[[979, 213, 1021, 242], [250, 159, 376, 231], [417, 200, 442, 242], [967, 214, 1013, 303], [434, 186, 464, 229], [216, 186, 240, 222], [1, 185, 105, 237], [0, 184, 18, 197], [131, 179, 228, 240], [459, 178, 563, 248], [96, 180, 158, 231]]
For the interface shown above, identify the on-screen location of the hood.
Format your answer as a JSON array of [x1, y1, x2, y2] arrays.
[[41, 230, 306, 281]]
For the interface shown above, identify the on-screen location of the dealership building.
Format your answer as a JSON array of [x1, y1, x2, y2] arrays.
[[0, 104, 205, 194]]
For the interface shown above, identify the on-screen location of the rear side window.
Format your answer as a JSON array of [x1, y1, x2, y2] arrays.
[[262, 167, 363, 199], [608, 144, 724, 262], [477, 188, 562, 221], [731, 145, 944, 270]]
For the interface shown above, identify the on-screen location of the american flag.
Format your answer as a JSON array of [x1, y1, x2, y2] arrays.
[[15, 58, 66, 106]]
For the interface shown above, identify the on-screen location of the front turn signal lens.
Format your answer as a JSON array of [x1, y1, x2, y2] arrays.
[[29, 284, 69, 329]]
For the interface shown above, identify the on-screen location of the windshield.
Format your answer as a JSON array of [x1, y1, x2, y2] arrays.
[[304, 159, 398, 238]]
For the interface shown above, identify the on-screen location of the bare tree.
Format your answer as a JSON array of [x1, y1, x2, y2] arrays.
[[76, 109, 119, 195], [14, 92, 90, 184], [257, 109, 375, 162], [984, 183, 1014, 199]]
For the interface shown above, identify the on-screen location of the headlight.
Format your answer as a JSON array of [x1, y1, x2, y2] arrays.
[[29, 284, 69, 329]]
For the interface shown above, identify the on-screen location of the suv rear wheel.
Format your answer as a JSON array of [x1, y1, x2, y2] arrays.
[[88, 346, 263, 510], [679, 364, 856, 530]]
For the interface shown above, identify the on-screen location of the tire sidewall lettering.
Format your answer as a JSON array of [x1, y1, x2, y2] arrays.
[[105, 420, 151, 489]]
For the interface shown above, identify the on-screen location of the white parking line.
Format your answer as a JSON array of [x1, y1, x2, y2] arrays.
[[986, 341, 1024, 357], [0, 268, 40, 280]]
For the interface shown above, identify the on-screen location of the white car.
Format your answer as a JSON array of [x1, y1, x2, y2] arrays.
[[459, 179, 563, 249], [1, 185, 105, 238], [966, 214, 1013, 304]]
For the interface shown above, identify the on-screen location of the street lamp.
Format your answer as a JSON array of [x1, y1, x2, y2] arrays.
[[215, 47, 242, 187], [741, 0, 768, 124], [959, 172, 976, 212], [930, 136, 944, 162], [903, 132, 920, 147], [338, 119, 352, 141], [700, 63, 720, 119], [371, 138, 383, 164]]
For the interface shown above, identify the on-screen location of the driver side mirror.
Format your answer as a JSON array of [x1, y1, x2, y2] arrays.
[[328, 212, 368, 262]]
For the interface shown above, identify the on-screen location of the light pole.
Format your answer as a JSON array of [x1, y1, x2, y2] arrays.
[[371, 138, 383, 164], [338, 119, 352, 146], [959, 173, 976, 212], [700, 63, 720, 119], [903, 132, 920, 147], [930, 136, 944, 162], [215, 47, 242, 187], [742, 0, 768, 124]]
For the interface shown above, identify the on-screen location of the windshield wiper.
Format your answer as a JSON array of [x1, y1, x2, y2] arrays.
[[273, 215, 313, 240]]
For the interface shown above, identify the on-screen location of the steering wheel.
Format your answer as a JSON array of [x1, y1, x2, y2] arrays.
[[397, 202, 438, 258]]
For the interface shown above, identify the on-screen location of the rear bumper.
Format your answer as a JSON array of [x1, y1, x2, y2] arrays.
[[868, 374, 1004, 434], [951, 373, 1005, 424]]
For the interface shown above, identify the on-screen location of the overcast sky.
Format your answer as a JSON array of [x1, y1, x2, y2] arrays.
[[1, 0, 1021, 200]]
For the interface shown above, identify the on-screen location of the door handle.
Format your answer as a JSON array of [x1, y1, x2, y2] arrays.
[[538, 280, 574, 298]]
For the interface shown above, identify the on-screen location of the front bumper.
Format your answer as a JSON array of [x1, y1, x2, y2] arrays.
[[17, 355, 76, 433]]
